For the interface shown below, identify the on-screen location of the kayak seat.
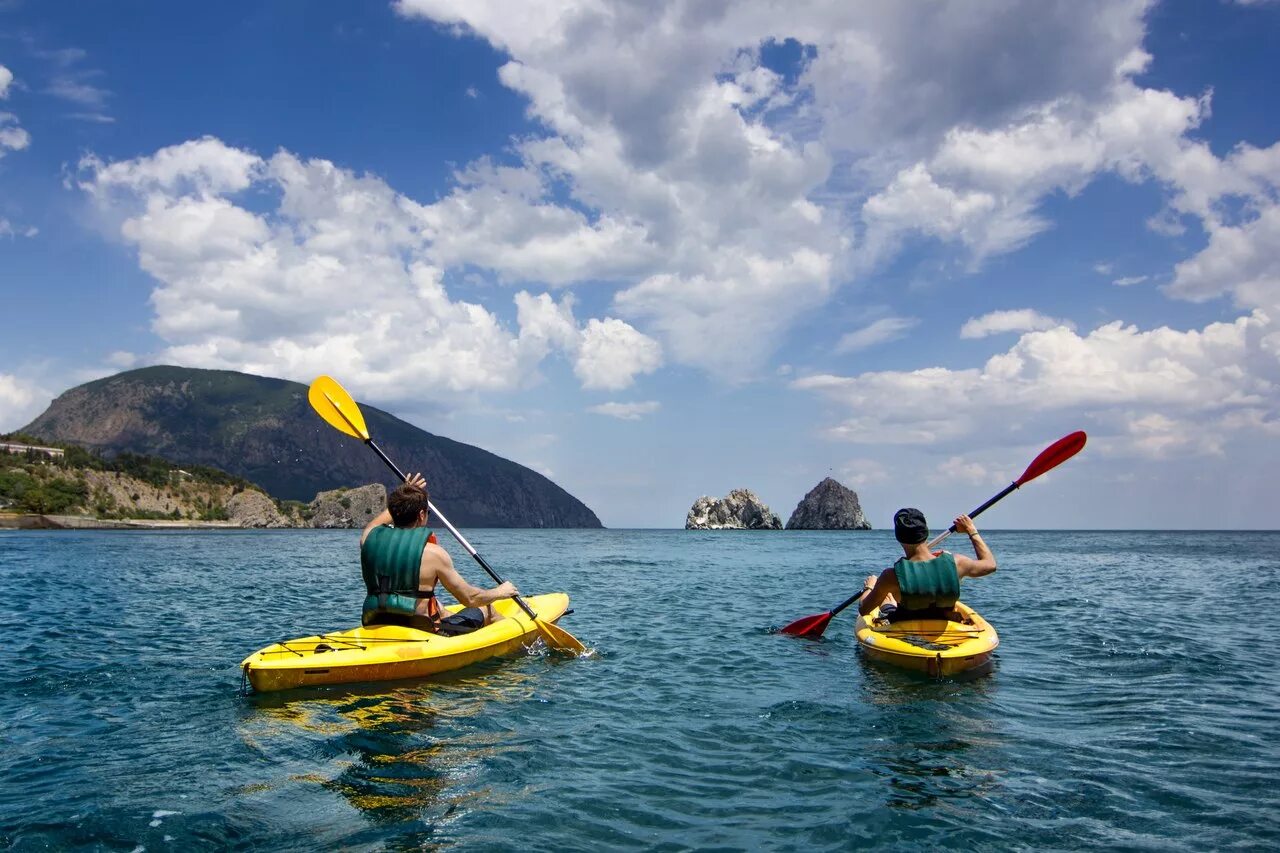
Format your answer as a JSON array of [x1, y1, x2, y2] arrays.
[[362, 611, 438, 632], [883, 604, 964, 625]]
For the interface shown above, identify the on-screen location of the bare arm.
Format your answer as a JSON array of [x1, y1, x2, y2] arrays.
[[859, 568, 900, 616], [952, 514, 997, 578], [424, 544, 517, 608]]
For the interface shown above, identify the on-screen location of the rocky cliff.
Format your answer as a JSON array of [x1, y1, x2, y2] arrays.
[[685, 489, 782, 530], [22, 366, 602, 528], [785, 477, 871, 530], [310, 484, 387, 529], [226, 490, 296, 528]]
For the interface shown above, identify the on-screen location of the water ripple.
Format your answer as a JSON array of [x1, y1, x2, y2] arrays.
[[1, 529, 1278, 850]]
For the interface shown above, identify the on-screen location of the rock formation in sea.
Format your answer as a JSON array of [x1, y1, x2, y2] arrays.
[[785, 477, 872, 530], [685, 489, 783, 530], [309, 483, 387, 529], [226, 489, 294, 528]]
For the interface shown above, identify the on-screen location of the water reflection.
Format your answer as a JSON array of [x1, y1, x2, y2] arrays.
[[236, 664, 539, 826], [856, 661, 1007, 812]]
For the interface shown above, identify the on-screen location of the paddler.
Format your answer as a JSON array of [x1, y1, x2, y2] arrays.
[[360, 473, 518, 635], [859, 508, 997, 620]]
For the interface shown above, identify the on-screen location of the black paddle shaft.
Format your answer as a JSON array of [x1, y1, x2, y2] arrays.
[[951, 481, 1019, 532], [364, 438, 540, 622]]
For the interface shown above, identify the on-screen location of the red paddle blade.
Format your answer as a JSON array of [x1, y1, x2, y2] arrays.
[[779, 611, 833, 638], [1016, 430, 1087, 486]]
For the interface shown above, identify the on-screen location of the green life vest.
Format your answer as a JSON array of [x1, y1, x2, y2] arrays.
[[893, 551, 960, 611], [360, 525, 434, 625]]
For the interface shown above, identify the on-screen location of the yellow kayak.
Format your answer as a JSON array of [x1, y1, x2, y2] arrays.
[[854, 601, 998, 677], [241, 593, 570, 692]]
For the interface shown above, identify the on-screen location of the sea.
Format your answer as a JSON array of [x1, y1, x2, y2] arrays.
[[1, 528, 1277, 851]]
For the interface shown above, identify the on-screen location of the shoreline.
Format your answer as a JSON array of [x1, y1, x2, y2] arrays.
[[0, 513, 246, 530]]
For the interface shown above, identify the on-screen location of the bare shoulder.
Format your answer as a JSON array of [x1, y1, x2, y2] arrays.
[[421, 541, 453, 568]]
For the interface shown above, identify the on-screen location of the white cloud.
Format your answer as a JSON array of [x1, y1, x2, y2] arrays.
[[0, 373, 50, 432], [515, 291, 662, 389], [859, 81, 1213, 268], [838, 457, 889, 486], [0, 219, 38, 238], [77, 138, 660, 402], [794, 312, 1274, 451], [587, 400, 660, 420], [0, 65, 29, 158], [0, 113, 29, 156], [1168, 204, 1280, 311], [32, 45, 113, 121], [1113, 275, 1148, 286], [933, 456, 991, 486], [576, 318, 662, 390], [67, 1, 1280, 447], [47, 75, 109, 108], [835, 316, 918, 353], [385, 0, 1221, 380], [960, 309, 1070, 339]]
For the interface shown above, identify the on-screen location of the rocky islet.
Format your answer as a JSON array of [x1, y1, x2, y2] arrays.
[[686, 478, 873, 530]]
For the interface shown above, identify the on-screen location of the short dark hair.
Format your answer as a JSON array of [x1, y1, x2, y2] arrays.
[[387, 481, 429, 527]]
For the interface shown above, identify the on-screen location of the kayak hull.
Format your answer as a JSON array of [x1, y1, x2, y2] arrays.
[[241, 593, 570, 692], [854, 601, 998, 678]]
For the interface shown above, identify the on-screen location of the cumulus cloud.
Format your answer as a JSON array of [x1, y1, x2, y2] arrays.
[[0, 373, 50, 432], [1113, 275, 1148, 286], [959, 309, 1070, 339], [794, 312, 1275, 451], [576, 318, 663, 390], [859, 81, 1214, 268], [835, 316, 919, 353], [77, 137, 661, 402], [69, 0, 1280, 448], [515, 292, 662, 389], [386, 0, 1255, 385], [587, 400, 661, 420], [405, 0, 1156, 376]]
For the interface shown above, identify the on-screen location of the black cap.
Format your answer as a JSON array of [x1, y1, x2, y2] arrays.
[[893, 508, 928, 544]]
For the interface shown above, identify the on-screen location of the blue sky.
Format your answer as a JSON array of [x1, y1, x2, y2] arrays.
[[2, 1, 1279, 529]]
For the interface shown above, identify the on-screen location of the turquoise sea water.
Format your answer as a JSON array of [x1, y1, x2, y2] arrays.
[[1, 528, 1278, 850]]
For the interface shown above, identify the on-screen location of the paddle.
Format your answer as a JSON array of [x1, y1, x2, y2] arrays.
[[779, 430, 1088, 639], [307, 374, 587, 654]]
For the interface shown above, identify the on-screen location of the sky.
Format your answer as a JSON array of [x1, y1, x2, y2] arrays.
[[1, 0, 1279, 529]]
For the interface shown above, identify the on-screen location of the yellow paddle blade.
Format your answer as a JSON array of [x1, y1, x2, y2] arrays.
[[535, 618, 587, 655], [308, 375, 370, 440]]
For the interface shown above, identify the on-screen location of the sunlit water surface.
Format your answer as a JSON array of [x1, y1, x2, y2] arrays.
[[1, 529, 1277, 850]]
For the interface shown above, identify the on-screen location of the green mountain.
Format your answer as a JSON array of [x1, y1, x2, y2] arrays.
[[22, 366, 603, 528]]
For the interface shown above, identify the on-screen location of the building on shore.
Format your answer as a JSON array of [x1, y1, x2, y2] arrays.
[[0, 442, 65, 460]]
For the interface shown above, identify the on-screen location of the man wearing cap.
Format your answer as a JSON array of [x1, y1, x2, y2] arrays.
[[859, 508, 997, 619]]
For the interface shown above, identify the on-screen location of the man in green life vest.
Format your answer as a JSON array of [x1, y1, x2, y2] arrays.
[[360, 473, 518, 635], [859, 507, 998, 619]]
